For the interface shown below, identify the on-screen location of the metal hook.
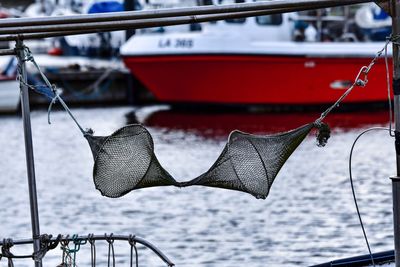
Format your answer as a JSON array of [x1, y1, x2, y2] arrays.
[[355, 66, 369, 87]]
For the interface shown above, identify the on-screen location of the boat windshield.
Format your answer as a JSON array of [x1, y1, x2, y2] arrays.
[[256, 14, 283, 26]]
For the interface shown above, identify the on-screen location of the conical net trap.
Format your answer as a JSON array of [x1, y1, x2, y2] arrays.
[[85, 122, 328, 199]]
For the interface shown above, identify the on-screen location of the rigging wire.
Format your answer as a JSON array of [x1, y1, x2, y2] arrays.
[[346, 35, 399, 267], [317, 37, 393, 124], [384, 35, 400, 137], [349, 127, 391, 267], [315, 35, 398, 267]]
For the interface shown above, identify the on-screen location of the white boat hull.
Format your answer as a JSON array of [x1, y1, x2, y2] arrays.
[[0, 79, 19, 112]]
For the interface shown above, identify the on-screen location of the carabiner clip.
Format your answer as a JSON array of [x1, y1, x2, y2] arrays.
[[355, 66, 369, 87]]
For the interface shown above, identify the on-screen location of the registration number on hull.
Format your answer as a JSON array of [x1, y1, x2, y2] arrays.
[[158, 39, 194, 48]]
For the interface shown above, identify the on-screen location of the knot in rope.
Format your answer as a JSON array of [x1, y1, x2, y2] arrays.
[[13, 42, 31, 61], [106, 234, 115, 267], [88, 234, 95, 245], [1, 239, 14, 258], [33, 234, 62, 262], [389, 34, 400, 45], [129, 235, 139, 267], [2, 239, 14, 267], [128, 235, 136, 247], [84, 128, 95, 137], [105, 233, 114, 244], [88, 234, 96, 267], [313, 121, 331, 147]]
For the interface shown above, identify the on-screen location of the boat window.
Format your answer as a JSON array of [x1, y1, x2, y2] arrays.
[[256, 14, 283, 26], [225, 17, 246, 24], [225, 0, 246, 24]]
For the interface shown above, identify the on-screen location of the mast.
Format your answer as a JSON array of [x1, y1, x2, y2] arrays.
[[392, 0, 400, 265]]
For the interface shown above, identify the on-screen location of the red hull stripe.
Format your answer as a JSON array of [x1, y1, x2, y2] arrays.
[[123, 55, 392, 105]]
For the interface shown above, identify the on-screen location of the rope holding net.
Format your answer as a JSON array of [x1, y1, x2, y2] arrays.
[[15, 43, 88, 136], [14, 36, 395, 200]]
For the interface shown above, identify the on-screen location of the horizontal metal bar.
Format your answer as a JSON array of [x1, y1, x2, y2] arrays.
[[0, 234, 174, 266], [0, 0, 374, 29], [0, 1, 370, 41], [0, 8, 296, 41], [0, 49, 16, 56], [0, 8, 294, 35]]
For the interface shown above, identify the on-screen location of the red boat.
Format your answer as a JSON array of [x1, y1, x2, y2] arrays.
[[120, 6, 393, 106]]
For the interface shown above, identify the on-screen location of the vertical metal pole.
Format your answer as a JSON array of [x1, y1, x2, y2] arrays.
[[15, 40, 42, 267], [394, 178, 400, 267], [124, 0, 138, 40], [392, 0, 400, 266]]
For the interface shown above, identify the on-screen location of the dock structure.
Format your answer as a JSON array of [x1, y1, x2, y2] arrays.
[[0, 0, 399, 266]]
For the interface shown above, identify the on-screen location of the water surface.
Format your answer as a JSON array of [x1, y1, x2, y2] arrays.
[[0, 106, 395, 266]]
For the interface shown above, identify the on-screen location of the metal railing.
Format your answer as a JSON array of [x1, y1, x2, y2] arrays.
[[0, 233, 175, 266]]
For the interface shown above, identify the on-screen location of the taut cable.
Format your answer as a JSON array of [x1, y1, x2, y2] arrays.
[[15, 44, 88, 136]]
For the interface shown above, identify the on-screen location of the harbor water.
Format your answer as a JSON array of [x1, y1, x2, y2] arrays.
[[0, 106, 396, 266]]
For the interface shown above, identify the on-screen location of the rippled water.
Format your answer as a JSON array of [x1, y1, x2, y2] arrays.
[[0, 106, 396, 266]]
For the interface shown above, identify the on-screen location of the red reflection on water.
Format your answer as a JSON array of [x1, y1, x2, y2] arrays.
[[140, 109, 390, 138]]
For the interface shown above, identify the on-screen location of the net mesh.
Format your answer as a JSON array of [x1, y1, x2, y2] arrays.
[[85, 123, 324, 199], [86, 125, 178, 198], [184, 123, 314, 199]]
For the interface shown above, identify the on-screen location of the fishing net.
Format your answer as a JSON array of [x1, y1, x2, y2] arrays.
[[182, 123, 321, 199], [85, 125, 178, 198], [22, 43, 377, 200], [17, 44, 334, 200], [85, 122, 329, 199]]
